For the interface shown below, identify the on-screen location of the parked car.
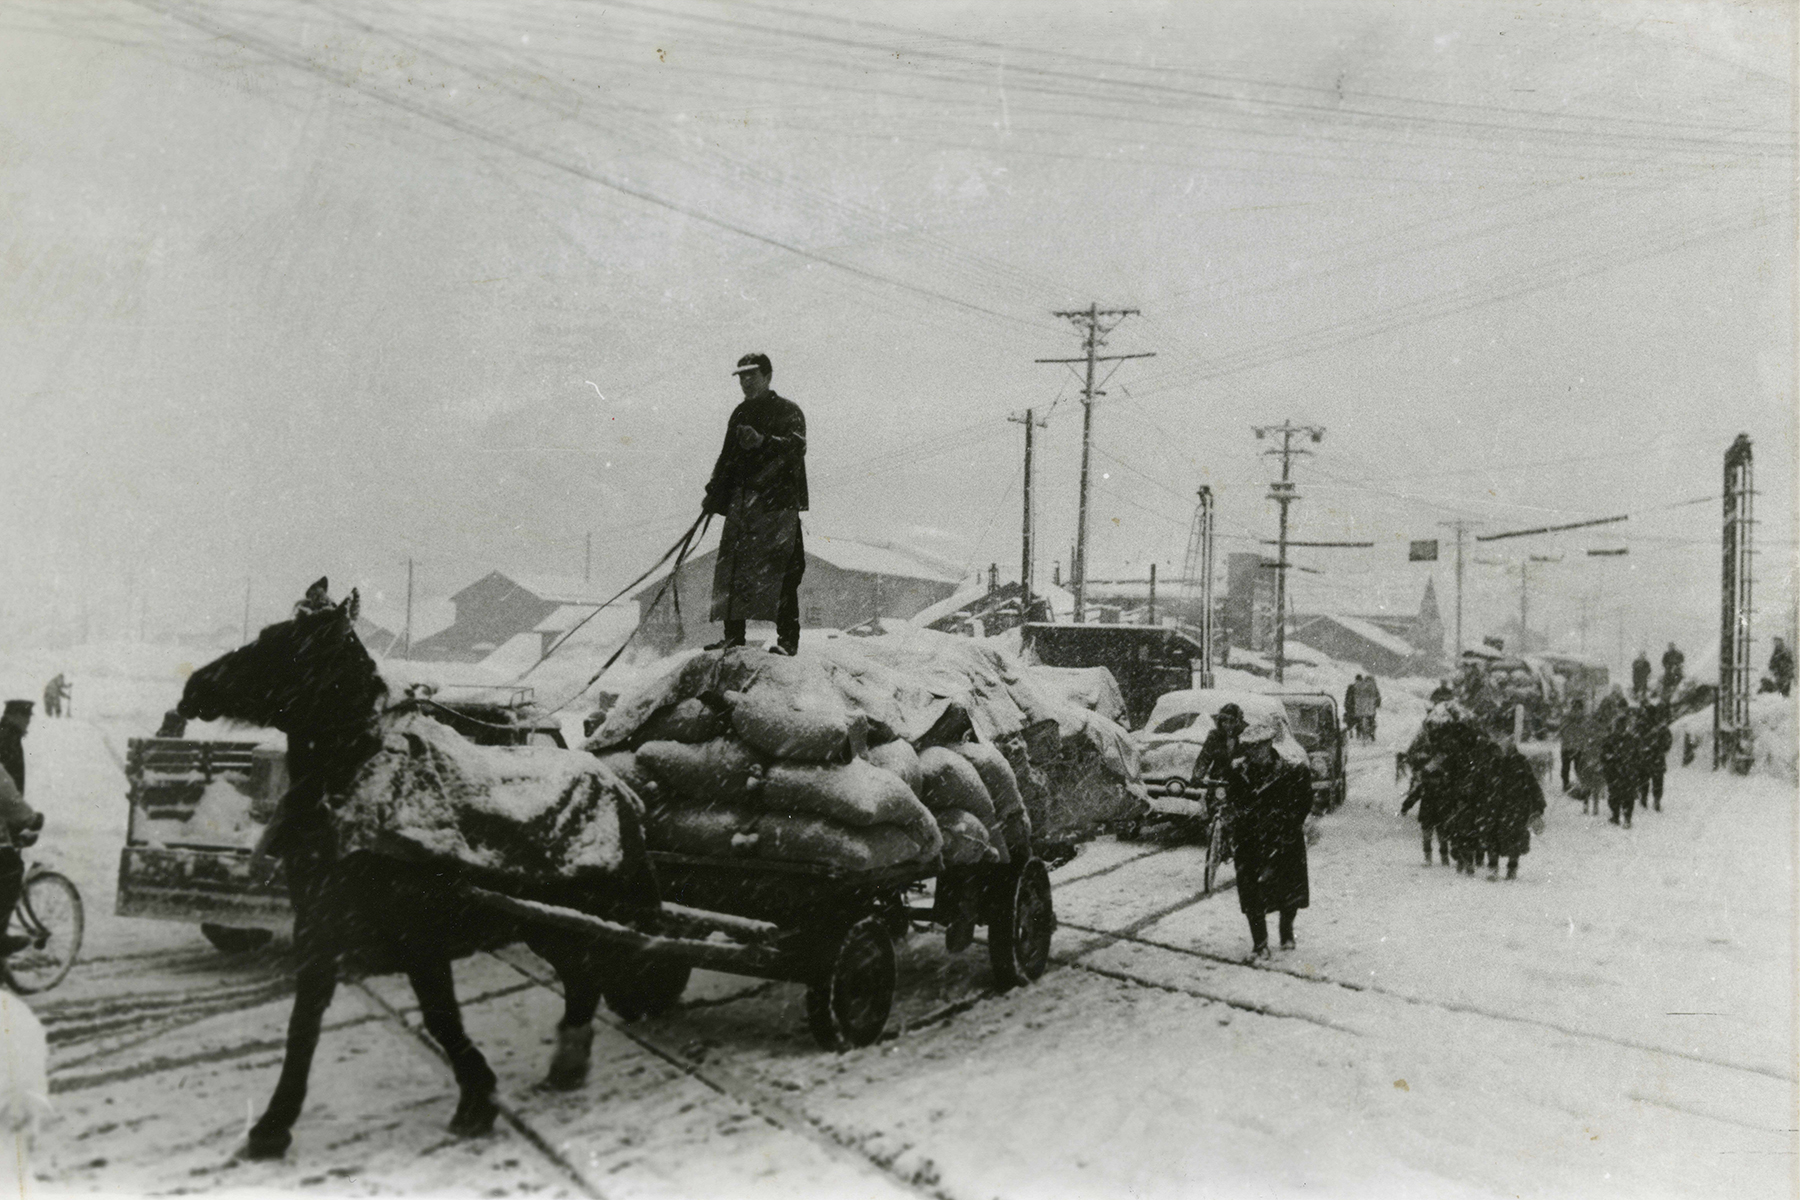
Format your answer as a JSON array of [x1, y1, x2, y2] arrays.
[[1273, 692, 1346, 811], [1133, 690, 1304, 822]]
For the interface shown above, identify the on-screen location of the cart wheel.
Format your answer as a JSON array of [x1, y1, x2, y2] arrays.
[[986, 857, 1054, 990], [201, 924, 273, 954], [805, 916, 895, 1051], [602, 954, 692, 1021]]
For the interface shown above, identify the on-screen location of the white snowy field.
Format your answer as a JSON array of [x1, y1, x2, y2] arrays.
[[2, 643, 1795, 1199]]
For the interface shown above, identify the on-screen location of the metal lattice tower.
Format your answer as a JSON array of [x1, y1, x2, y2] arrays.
[[1716, 434, 1755, 771]]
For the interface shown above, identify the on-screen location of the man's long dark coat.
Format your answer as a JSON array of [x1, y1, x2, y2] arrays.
[[1224, 754, 1312, 915], [703, 392, 808, 623], [1486, 743, 1546, 859]]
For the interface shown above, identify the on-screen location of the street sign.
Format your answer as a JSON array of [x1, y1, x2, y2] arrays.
[[1409, 539, 1439, 561]]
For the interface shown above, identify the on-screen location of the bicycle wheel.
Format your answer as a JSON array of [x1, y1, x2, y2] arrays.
[[6, 870, 84, 994], [1203, 810, 1228, 896]]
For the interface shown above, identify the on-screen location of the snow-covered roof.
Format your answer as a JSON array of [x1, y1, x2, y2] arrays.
[[907, 578, 989, 628], [496, 573, 620, 606], [532, 604, 637, 636], [358, 597, 456, 644], [1312, 614, 1417, 659], [806, 535, 965, 583]]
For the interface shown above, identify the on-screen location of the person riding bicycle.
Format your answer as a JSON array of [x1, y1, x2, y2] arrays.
[[0, 701, 44, 957], [1189, 703, 1247, 792]]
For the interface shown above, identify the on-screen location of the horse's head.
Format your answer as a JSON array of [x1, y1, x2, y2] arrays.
[[180, 577, 387, 736]]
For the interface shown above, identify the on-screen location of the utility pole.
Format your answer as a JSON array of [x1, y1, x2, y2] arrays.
[[402, 558, 415, 660], [241, 577, 252, 645], [1147, 562, 1157, 626], [1252, 421, 1325, 683], [1036, 305, 1154, 623], [584, 532, 592, 585], [1438, 519, 1478, 659], [1008, 407, 1048, 621]]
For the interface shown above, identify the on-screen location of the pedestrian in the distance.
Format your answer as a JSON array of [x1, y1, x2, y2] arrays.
[[1360, 674, 1383, 740], [1636, 703, 1672, 812], [1631, 651, 1652, 700], [701, 353, 809, 657], [1484, 736, 1546, 880], [1558, 697, 1586, 794], [1342, 678, 1361, 741], [1222, 721, 1313, 959], [1768, 637, 1794, 697], [1660, 642, 1685, 700], [1400, 704, 1460, 866], [1600, 709, 1640, 828]]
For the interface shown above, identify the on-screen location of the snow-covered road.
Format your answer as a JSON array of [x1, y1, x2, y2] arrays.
[[20, 717, 1799, 1199]]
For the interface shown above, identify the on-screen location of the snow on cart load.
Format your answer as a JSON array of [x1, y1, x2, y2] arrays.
[[333, 712, 649, 900], [588, 627, 1147, 866]]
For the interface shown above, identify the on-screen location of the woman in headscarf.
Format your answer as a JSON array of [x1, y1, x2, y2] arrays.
[[1222, 719, 1314, 959]]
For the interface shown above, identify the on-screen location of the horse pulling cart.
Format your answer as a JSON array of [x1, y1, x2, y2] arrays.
[[462, 847, 1055, 1050]]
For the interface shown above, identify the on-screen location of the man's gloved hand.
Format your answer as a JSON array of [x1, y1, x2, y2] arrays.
[[733, 423, 765, 450]]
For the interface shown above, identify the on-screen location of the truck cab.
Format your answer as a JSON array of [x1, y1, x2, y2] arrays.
[[116, 688, 566, 951], [1021, 623, 1207, 729]]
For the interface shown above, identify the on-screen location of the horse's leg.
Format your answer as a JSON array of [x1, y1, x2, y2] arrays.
[[405, 953, 500, 1137], [526, 931, 603, 1091], [244, 945, 338, 1159]]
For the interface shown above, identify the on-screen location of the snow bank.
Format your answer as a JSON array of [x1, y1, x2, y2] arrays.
[[1672, 692, 1797, 782]]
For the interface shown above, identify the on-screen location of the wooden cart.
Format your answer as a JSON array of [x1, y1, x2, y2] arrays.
[[464, 849, 1056, 1051]]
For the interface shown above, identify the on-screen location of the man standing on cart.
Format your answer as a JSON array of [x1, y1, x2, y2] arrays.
[[1222, 720, 1313, 960], [701, 353, 809, 657], [0, 702, 43, 956]]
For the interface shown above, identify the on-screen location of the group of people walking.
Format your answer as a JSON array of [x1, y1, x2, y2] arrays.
[[1559, 690, 1672, 826], [1399, 703, 1546, 880]]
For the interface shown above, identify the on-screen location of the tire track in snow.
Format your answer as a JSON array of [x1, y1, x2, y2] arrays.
[[1057, 918, 1792, 1084], [344, 978, 605, 1200], [484, 946, 947, 1200]]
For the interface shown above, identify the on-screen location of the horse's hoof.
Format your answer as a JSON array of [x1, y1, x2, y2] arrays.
[[448, 1091, 499, 1138], [238, 1127, 292, 1161], [544, 1025, 594, 1091]]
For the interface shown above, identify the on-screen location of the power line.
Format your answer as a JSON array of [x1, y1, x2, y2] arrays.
[[132, 0, 1053, 333]]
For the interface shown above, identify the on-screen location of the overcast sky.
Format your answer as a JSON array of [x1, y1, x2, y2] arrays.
[[1, 0, 1792, 671]]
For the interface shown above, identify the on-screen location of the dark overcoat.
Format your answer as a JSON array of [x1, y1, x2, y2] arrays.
[[1486, 745, 1546, 858], [1225, 755, 1312, 915], [703, 392, 808, 623]]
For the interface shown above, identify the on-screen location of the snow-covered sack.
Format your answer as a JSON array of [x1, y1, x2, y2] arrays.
[[636, 738, 763, 805], [335, 715, 644, 889], [866, 738, 923, 798], [918, 746, 1007, 863], [936, 808, 1000, 866], [644, 804, 753, 859], [590, 630, 1150, 853], [635, 697, 730, 745], [955, 741, 1032, 856], [727, 680, 861, 761], [594, 749, 657, 800], [751, 813, 929, 872], [760, 759, 940, 847]]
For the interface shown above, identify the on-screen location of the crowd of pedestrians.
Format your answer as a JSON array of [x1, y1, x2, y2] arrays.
[[1399, 703, 1546, 880]]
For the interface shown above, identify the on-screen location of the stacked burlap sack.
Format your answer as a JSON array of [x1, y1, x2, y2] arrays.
[[589, 629, 1145, 870]]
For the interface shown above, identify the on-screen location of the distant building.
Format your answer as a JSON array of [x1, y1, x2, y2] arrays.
[[1223, 552, 1279, 651], [409, 572, 620, 663], [635, 537, 965, 654], [1288, 579, 1447, 677]]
